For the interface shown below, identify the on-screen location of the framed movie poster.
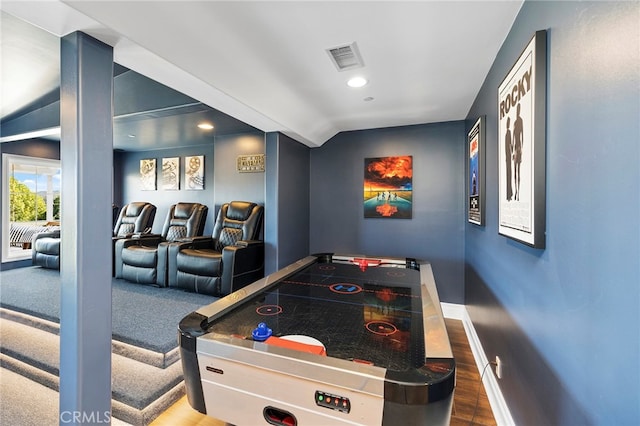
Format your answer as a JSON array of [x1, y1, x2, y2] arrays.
[[162, 157, 180, 190], [468, 116, 485, 226], [498, 30, 546, 248], [363, 156, 412, 219], [140, 158, 156, 191], [185, 155, 205, 190]]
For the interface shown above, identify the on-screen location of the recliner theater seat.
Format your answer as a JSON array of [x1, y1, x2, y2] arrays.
[[115, 202, 208, 285], [32, 230, 61, 270], [169, 201, 264, 296], [112, 201, 157, 276]]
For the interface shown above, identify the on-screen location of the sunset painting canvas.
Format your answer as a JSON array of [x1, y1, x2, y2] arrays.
[[364, 156, 413, 219]]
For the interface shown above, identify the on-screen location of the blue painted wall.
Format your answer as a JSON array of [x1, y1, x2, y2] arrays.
[[309, 122, 466, 303], [0, 139, 59, 160], [265, 132, 279, 274], [465, 1, 639, 424], [275, 134, 310, 270], [264, 132, 310, 274], [212, 133, 266, 212]]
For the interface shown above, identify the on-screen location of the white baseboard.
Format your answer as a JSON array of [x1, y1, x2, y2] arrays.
[[441, 303, 515, 426], [441, 302, 466, 320]]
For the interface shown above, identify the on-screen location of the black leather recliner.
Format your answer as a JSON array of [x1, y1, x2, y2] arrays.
[[112, 202, 157, 276], [32, 229, 61, 270], [115, 202, 208, 286], [168, 201, 264, 296], [113, 202, 156, 238]]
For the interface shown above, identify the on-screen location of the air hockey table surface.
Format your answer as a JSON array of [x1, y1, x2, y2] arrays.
[[179, 253, 455, 426]]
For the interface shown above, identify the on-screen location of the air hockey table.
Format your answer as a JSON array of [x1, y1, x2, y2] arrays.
[[179, 253, 455, 425]]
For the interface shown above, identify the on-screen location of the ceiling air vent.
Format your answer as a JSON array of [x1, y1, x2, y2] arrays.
[[326, 42, 364, 71]]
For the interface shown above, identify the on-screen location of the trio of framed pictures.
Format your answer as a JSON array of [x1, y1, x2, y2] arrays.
[[469, 30, 546, 249], [140, 155, 205, 191]]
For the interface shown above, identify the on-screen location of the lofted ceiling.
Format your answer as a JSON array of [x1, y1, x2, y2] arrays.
[[1, 1, 523, 149]]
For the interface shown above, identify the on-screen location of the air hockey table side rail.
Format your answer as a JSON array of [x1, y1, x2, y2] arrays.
[[178, 253, 456, 425]]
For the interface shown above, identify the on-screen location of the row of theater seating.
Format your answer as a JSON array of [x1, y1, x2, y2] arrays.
[[33, 200, 265, 297], [31, 203, 144, 271]]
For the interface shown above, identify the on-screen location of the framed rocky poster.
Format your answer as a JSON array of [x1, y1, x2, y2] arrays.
[[497, 30, 547, 248]]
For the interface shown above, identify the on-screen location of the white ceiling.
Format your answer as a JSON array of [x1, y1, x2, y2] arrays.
[[1, 1, 523, 147], [0, 11, 60, 119]]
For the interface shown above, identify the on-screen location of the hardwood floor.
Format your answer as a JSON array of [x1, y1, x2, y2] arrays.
[[151, 319, 496, 426], [446, 318, 497, 426]]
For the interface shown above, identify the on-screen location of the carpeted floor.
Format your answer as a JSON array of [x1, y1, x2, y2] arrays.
[[0, 266, 220, 425], [0, 266, 218, 353]]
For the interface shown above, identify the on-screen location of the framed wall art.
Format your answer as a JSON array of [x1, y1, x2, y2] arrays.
[[139, 158, 156, 191], [237, 154, 265, 173], [497, 29, 547, 248], [468, 116, 485, 226], [185, 155, 205, 190], [363, 156, 412, 219], [162, 157, 180, 190]]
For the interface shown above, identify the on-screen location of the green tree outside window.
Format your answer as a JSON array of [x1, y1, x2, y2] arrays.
[[9, 177, 47, 222]]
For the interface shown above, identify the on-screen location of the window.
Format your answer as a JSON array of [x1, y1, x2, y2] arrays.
[[2, 153, 61, 262]]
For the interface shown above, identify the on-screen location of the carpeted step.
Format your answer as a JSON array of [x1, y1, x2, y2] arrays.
[[0, 308, 180, 369], [0, 316, 185, 425], [0, 367, 132, 426], [1, 367, 69, 426]]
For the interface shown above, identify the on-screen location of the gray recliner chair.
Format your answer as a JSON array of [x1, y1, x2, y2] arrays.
[[112, 202, 157, 276], [115, 202, 208, 286], [32, 229, 61, 270], [168, 201, 264, 296], [113, 202, 156, 238]]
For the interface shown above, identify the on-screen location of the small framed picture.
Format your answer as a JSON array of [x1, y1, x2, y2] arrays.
[[185, 155, 205, 190], [468, 116, 485, 226], [237, 154, 265, 173], [140, 159, 156, 191], [162, 157, 180, 190]]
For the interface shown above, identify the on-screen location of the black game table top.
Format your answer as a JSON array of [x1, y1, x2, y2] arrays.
[[208, 260, 425, 371]]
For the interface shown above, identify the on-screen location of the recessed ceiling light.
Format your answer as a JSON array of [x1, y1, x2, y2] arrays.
[[347, 76, 368, 88], [197, 123, 214, 130], [127, 134, 136, 138]]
